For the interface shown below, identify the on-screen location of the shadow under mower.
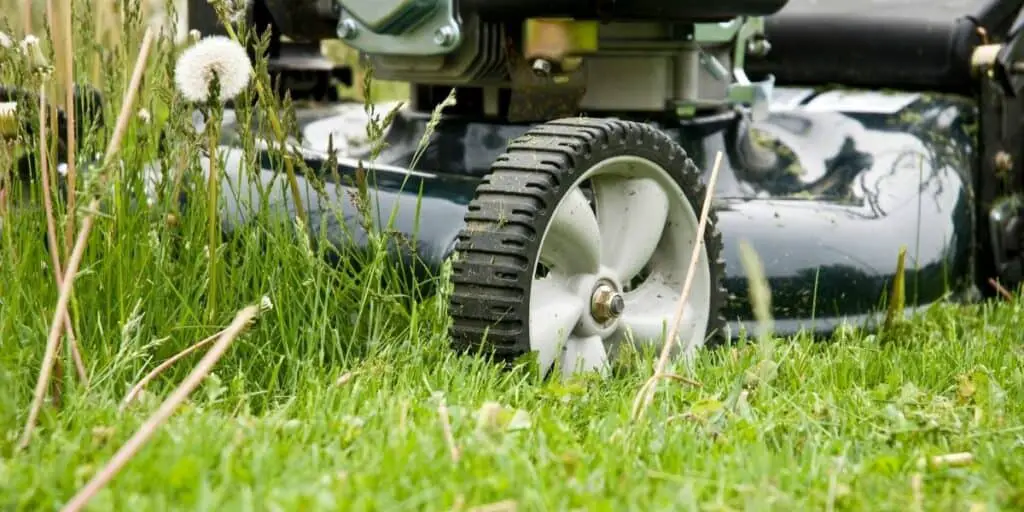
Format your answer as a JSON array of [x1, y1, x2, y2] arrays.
[[4, 0, 1024, 380]]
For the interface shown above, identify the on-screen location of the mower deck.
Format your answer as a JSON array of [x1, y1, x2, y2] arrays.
[[206, 86, 978, 339]]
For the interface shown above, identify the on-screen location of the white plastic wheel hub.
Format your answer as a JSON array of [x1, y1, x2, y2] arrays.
[[529, 155, 713, 380]]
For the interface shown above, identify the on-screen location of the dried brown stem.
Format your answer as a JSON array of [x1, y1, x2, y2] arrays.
[[438, 399, 460, 463], [632, 151, 724, 423], [21, 0, 32, 36], [36, 85, 88, 386], [61, 0, 77, 253], [988, 278, 1013, 301], [19, 27, 156, 451], [119, 330, 223, 412], [61, 305, 261, 512]]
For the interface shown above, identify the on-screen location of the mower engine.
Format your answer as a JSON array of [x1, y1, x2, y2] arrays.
[[264, 0, 787, 120]]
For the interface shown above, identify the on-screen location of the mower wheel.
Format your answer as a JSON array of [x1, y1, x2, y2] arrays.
[[449, 117, 727, 380]]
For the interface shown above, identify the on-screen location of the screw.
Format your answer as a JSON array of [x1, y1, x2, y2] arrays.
[[337, 19, 359, 40], [746, 37, 772, 57], [531, 59, 552, 78], [434, 25, 457, 47]]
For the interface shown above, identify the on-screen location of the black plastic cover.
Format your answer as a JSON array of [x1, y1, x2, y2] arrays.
[[747, 0, 1024, 93], [461, 0, 789, 22]]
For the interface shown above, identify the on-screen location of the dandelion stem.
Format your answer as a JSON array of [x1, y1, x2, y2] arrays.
[[206, 106, 221, 321]]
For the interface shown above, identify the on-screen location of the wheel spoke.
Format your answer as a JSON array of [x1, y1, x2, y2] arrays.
[[560, 335, 609, 380], [592, 176, 670, 283], [529, 276, 585, 375], [540, 189, 602, 276], [613, 280, 702, 354]]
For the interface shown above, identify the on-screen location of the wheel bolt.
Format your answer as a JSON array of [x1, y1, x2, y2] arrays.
[[591, 284, 624, 323], [609, 294, 624, 316]]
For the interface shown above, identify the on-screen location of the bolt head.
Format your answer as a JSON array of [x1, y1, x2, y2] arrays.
[[434, 26, 456, 47], [746, 38, 772, 57], [531, 59, 552, 77], [609, 294, 625, 315], [338, 19, 359, 40]]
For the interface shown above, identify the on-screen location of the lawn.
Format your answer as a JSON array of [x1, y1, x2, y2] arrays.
[[2, 2, 1024, 511]]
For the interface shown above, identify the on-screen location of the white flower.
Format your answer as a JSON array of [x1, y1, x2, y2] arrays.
[[19, 35, 48, 69], [174, 36, 253, 103], [19, 34, 38, 53], [0, 31, 12, 48], [137, 108, 151, 123]]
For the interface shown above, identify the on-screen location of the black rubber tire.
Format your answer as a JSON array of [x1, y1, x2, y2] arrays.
[[448, 117, 728, 364]]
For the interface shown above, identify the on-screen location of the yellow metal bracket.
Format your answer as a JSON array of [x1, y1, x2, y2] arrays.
[[523, 18, 599, 75]]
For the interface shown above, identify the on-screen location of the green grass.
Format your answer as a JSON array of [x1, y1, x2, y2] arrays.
[[3, 301, 1024, 510], [3, 5, 1024, 511]]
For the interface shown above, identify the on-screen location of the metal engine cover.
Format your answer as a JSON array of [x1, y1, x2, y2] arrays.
[[342, 0, 439, 34], [335, 0, 462, 56]]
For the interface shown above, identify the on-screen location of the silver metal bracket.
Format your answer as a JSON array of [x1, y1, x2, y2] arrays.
[[675, 17, 774, 119], [729, 69, 775, 122], [334, 0, 462, 56]]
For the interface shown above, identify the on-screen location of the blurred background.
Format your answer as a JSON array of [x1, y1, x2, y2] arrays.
[[0, 0, 409, 103]]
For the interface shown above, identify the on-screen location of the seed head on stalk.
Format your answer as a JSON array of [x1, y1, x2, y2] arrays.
[[173, 35, 252, 104], [174, 34, 253, 321]]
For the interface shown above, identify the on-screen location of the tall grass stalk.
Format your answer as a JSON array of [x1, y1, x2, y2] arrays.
[[62, 303, 265, 512], [18, 25, 156, 450], [35, 81, 88, 386], [206, 8, 307, 226], [632, 151, 724, 423], [59, 0, 77, 253]]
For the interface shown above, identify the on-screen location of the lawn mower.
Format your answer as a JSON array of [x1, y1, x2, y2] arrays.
[[7, 0, 1024, 380]]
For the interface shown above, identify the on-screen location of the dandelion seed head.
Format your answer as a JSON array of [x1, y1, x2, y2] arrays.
[[0, 31, 12, 49], [189, 29, 202, 42], [19, 35, 49, 70], [19, 34, 38, 50], [174, 36, 253, 103]]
